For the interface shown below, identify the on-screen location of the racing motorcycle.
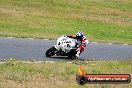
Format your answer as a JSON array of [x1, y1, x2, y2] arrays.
[[45, 35, 89, 59]]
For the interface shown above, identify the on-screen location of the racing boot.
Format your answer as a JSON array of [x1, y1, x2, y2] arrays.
[[76, 50, 80, 59]]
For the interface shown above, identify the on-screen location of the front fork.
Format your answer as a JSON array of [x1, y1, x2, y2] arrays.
[[54, 45, 61, 50], [54, 45, 64, 56]]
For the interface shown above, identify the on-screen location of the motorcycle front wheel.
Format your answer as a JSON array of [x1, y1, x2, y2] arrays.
[[45, 46, 57, 57], [68, 49, 77, 59]]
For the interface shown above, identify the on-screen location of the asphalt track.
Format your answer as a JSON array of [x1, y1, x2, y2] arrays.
[[0, 37, 132, 61]]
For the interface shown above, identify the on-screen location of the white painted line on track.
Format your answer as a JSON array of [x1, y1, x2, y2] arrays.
[[4, 37, 130, 46], [44, 39, 49, 40], [7, 37, 13, 38], [123, 44, 128, 45], [0, 62, 5, 64], [108, 43, 112, 44], [93, 42, 98, 43], [23, 61, 43, 63], [0, 61, 54, 64], [67, 62, 72, 64], [29, 38, 34, 39], [45, 61, 54, 63]]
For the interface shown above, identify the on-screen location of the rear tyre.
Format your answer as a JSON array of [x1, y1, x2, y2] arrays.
[[45, 47, 57, 57]]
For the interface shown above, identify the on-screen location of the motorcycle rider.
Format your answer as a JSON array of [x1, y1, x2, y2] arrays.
[[67, 32, 89, 59]]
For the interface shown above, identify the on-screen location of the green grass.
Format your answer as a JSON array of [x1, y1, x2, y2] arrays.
[[0, 59, 132, 88], [0, 0, 132, 44]]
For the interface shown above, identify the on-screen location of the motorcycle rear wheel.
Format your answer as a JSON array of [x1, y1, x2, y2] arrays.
[[45, 46, 57, 57]]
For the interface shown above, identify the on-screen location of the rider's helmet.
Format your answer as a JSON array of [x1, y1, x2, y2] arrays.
[[76, 31, 84, 40]]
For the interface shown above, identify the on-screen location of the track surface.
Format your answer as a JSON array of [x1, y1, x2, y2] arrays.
[[0, 37, 132, 61]]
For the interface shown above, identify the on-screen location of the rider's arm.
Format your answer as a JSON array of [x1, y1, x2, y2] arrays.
[[81, 38, 89, 47]]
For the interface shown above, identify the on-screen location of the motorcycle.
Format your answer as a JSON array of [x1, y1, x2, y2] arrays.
[[45, 35, 89, 59]]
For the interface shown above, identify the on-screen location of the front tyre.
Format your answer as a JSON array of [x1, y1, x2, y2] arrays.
[[68, 49, 77, 59], [45, 47, 57, 57]]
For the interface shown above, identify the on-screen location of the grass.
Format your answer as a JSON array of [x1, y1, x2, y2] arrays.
[[0, 0, 132, 44], [0, 59, 132, 88]]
